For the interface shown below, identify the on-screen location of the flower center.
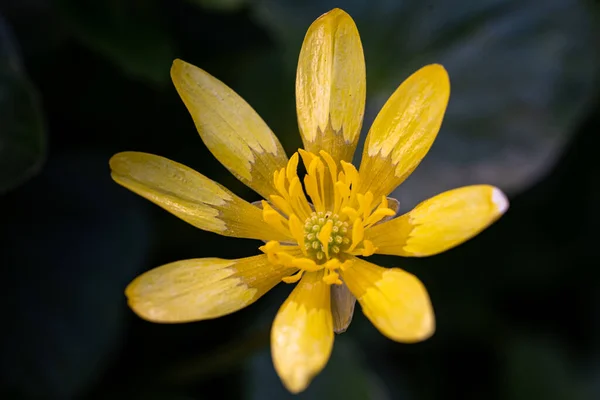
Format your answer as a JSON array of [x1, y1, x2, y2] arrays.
[[303, 211, 350, 261], [258, 149, 396, 285]]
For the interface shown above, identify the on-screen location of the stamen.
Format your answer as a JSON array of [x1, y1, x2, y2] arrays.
[[286, 152, 299, 183], [361, 240, 376, 256], [274, 168, 287, 196], [288, 214, 306, 254], [358, 191, 374, 220], [323, 271, 342, 285], [342, 206, 359, 223], [298, 148, 316, 171], [304, 173, 322, 212], [292, 257, 320, 271], [380, 195, 389, 209], [262, 201, 291, 237], [319, 150, 338, 184], [349, 217, 364, 252], [282, 269, 304, 283], [317, 220, 333, 259], [269, 194, 293, 217], [262, 150, 392, 286], [364, 207, 395, 227]]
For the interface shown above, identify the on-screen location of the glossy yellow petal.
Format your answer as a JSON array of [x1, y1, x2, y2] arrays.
[[331, 282, 356, 333], [358, 64, 450, 199], [171, 59, 288, 199], [110, 152, 290, 242], [271, 271, 334, 393], [126, 255, 296, 323], [341, 257, 434, 343], [366, 185, 509, 257], [296, 8, 366, 163]]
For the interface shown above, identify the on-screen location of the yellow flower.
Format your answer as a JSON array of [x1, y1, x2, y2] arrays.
[[110, 8, 509, 393]]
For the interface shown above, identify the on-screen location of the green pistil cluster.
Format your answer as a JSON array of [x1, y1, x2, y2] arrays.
[[303, 211, 350, 262]]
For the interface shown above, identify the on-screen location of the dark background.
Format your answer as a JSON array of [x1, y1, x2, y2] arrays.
[[1, 0, 599, 399]]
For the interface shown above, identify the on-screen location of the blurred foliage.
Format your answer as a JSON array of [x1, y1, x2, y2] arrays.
[[246, 337, 390, 399], [186, 0, 248, 12], [502, 335, 588, 400], [0, 13, 45, 192], [1, 154, 151, 398], [56, 0, 175, 85], [0, 0, 599, 399], [252, 0, 599, 208]]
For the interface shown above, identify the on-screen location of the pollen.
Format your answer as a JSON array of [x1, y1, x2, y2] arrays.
[[303, 211, 349, 262], [259, 149, 395, 285]]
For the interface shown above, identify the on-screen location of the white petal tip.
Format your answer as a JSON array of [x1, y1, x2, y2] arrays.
[[491, 187, 509, 214]]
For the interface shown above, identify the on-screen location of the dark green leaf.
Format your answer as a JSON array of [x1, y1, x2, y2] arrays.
[[502, 335, 587, 400], [0, 14, 46, 192], [57, 0, 174, 85], [0, 152, 151, 398]]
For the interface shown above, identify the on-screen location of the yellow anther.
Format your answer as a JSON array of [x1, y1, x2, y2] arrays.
[[323, 258, 341, 271], [274, 168, 287, 196], [380, 195, 389, 209], [298, 148, 316, 170], [339, 259, 353, 271], [288, 176, 301, 199], [349, 217, 364, 252], [275, 251, 295, 266], [356, 192, 374, 219], [317, 219, 333, 258], [364, 207, 396, 227], [304, 174, 322, 212], [292, 257, 320, 271], [259, 240, 280, 254], [333, 181, 347, 213], [259, 240, 282, 264], [342, 206, 359, 222], [340, 160, 359, 188], [288, 214, 305, 254], [282, 269, 304, 283], [286, 152, 299, 183], [319, 150, 338, 187], [361, 240, 376, 257], [323, 271, 342, 285], [288, 176, 312, 219], [262, 201, 291, 237], [269, 194, 293, 217], [362, 192, 374, 219], [262, 150, 391, 287]]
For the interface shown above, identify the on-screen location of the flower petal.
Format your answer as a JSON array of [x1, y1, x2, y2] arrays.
[[271, 271, 334, 393], [126, 255, 296, 323], [110, 152, 289, 242], [366, 185, 509, 257], [171, 59, 288, 199], [331, 282, 356, 334], [296, 8, 366, 163], [341, 257, 434, 343], [358, 64, 450, 199]]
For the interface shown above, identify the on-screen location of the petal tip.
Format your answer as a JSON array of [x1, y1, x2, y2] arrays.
[[415, 64, 450, 92], [322, 8, 350, 18], [314, 8, 355, 28], [280, 375, 310, 394], [170, 58, 193, 80], [108, 151, 132, 172], [491, 187, 509, 214], [171, 58, 184, 72]]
